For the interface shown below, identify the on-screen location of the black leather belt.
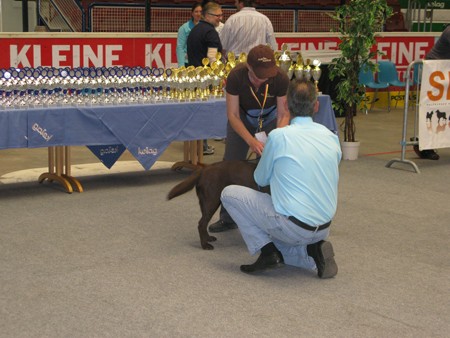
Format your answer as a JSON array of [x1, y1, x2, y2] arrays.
[[288, 216, 331, 232]]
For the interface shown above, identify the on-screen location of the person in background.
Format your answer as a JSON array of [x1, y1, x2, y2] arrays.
[[221, 79, 342, 277], [209, 44, 289, 232], [176, 2, 203, 68], [413, 24, 450, 160], [187, 1, 223, 155], [202, 0, 224, 33], [219, 0, 277, 57], [425, 24, 450, 60]]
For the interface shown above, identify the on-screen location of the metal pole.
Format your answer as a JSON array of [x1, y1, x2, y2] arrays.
[[145, 0, 151, 32], [22, 0, 29, 32]]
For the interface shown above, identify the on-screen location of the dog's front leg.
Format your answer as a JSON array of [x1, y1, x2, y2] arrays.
[[198, 222, 217, 250]]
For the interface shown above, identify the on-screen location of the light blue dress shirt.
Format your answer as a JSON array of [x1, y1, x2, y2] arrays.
[[254, 116, 342, 226]]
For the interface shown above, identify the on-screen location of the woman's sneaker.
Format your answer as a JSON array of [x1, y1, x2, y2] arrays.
[[203, 145, 215, 155]]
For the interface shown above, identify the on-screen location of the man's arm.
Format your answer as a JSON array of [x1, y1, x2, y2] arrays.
[[276, 95, 290, 128], [254, 133, 276, 187], [226, 92, 265, 156], [265, 20, 278, 51]]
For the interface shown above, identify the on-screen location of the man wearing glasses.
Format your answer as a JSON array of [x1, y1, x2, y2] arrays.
[[187, 2, 223, 155], [187, 2, 223, 67]]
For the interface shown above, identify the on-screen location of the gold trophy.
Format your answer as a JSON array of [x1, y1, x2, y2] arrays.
[[202, 57, 210, 69], [226, 51, 236, 73], [225, 63, 233, 78], [238, 52, 247, 64], [214, 52, 223, 67], [210, 63, 223, 97]]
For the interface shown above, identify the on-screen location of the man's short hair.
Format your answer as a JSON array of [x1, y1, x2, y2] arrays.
[[287, 79, 318, 117], [240, 0, 255, 6], [202, 1, 220, 17]]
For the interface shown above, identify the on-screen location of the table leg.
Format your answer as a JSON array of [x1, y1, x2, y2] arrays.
[[196, 140, 203, 164], [39, 146, 73, 193], [171, 140, 206, 171], [61, 146, 84, 192], [38, 146, 84, 193]]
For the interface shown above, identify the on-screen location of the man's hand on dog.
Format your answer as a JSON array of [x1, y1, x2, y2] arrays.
[[249, 138, 265, 156]]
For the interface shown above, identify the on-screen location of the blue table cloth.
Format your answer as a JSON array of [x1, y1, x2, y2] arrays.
[[1, 95, 337, 170]]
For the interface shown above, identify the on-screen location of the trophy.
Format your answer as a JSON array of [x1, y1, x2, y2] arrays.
[[278, 43, 292, 75], [238, 52, 247, 64], [226, 51, 236, 77], [199, 69, 210, 99], [214, 52, 223, 67], [225, 63, 233, 78], [202, 57, 210, 69], [304, 59, 312, 81], [311, 59, 322, 93], [227, 52, 236, 68], [210, 62, 223, 97], [187, 70, 196, 101], [294, 62, 304, 80]]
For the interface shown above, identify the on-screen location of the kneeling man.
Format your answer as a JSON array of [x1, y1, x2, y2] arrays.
[[221, 79, 341, 278]]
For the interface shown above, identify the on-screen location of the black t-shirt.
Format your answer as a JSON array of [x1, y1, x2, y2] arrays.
[[426, 26, 450, 60], [187, 20, 222, 67], [226, 63, 289, 111], [226, 63, 289, 130]]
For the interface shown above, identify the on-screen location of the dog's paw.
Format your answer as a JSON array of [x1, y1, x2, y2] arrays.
[[201, 242, 215, 250], [207, 235, 217, 242]]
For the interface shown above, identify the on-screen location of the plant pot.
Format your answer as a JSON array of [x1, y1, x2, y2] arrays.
[[341, 141, 360, 160]]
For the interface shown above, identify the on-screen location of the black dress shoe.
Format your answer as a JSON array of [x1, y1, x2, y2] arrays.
[[411, 138, 440, 160], [240, 252, 285, 274], [209, 220, 238, 233], [416, 148, 440, 160], [307, 241, 338, 278]]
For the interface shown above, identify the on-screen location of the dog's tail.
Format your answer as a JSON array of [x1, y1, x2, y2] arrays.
[[167, 169, 202, 200]]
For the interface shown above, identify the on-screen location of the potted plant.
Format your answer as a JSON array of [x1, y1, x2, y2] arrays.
[[329, 0, 392, 159]]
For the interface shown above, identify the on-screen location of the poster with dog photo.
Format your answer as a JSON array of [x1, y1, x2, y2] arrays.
[[418, 60, 450, 150]]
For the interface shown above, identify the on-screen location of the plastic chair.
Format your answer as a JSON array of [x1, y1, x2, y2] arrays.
[[358, 66, 389, 114], [378, 60, 407, 110]]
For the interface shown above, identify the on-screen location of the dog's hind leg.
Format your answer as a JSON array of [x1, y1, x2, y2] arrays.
[[198, 200, 221, 250]]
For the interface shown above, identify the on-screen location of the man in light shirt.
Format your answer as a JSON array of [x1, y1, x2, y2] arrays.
[[221, 79, 341, 277], [219, 0, 277, 56]]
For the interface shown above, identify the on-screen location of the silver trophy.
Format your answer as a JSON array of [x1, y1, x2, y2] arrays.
[[278, 43, 292, 75], [311, 59, 322, 93]]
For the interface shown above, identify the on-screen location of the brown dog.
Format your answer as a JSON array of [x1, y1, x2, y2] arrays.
[[167, 160, 261, 250]]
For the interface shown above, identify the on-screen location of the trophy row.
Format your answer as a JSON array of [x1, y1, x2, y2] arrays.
[[0, 46, 320, 109], [0, 54, 236, 109], [276, 44, 322, 93]]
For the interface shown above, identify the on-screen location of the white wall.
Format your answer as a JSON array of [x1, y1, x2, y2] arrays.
[[0, 0, 37, 32]]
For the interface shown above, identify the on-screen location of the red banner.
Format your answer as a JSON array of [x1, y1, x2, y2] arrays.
[[0, 33, 438, 70]]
